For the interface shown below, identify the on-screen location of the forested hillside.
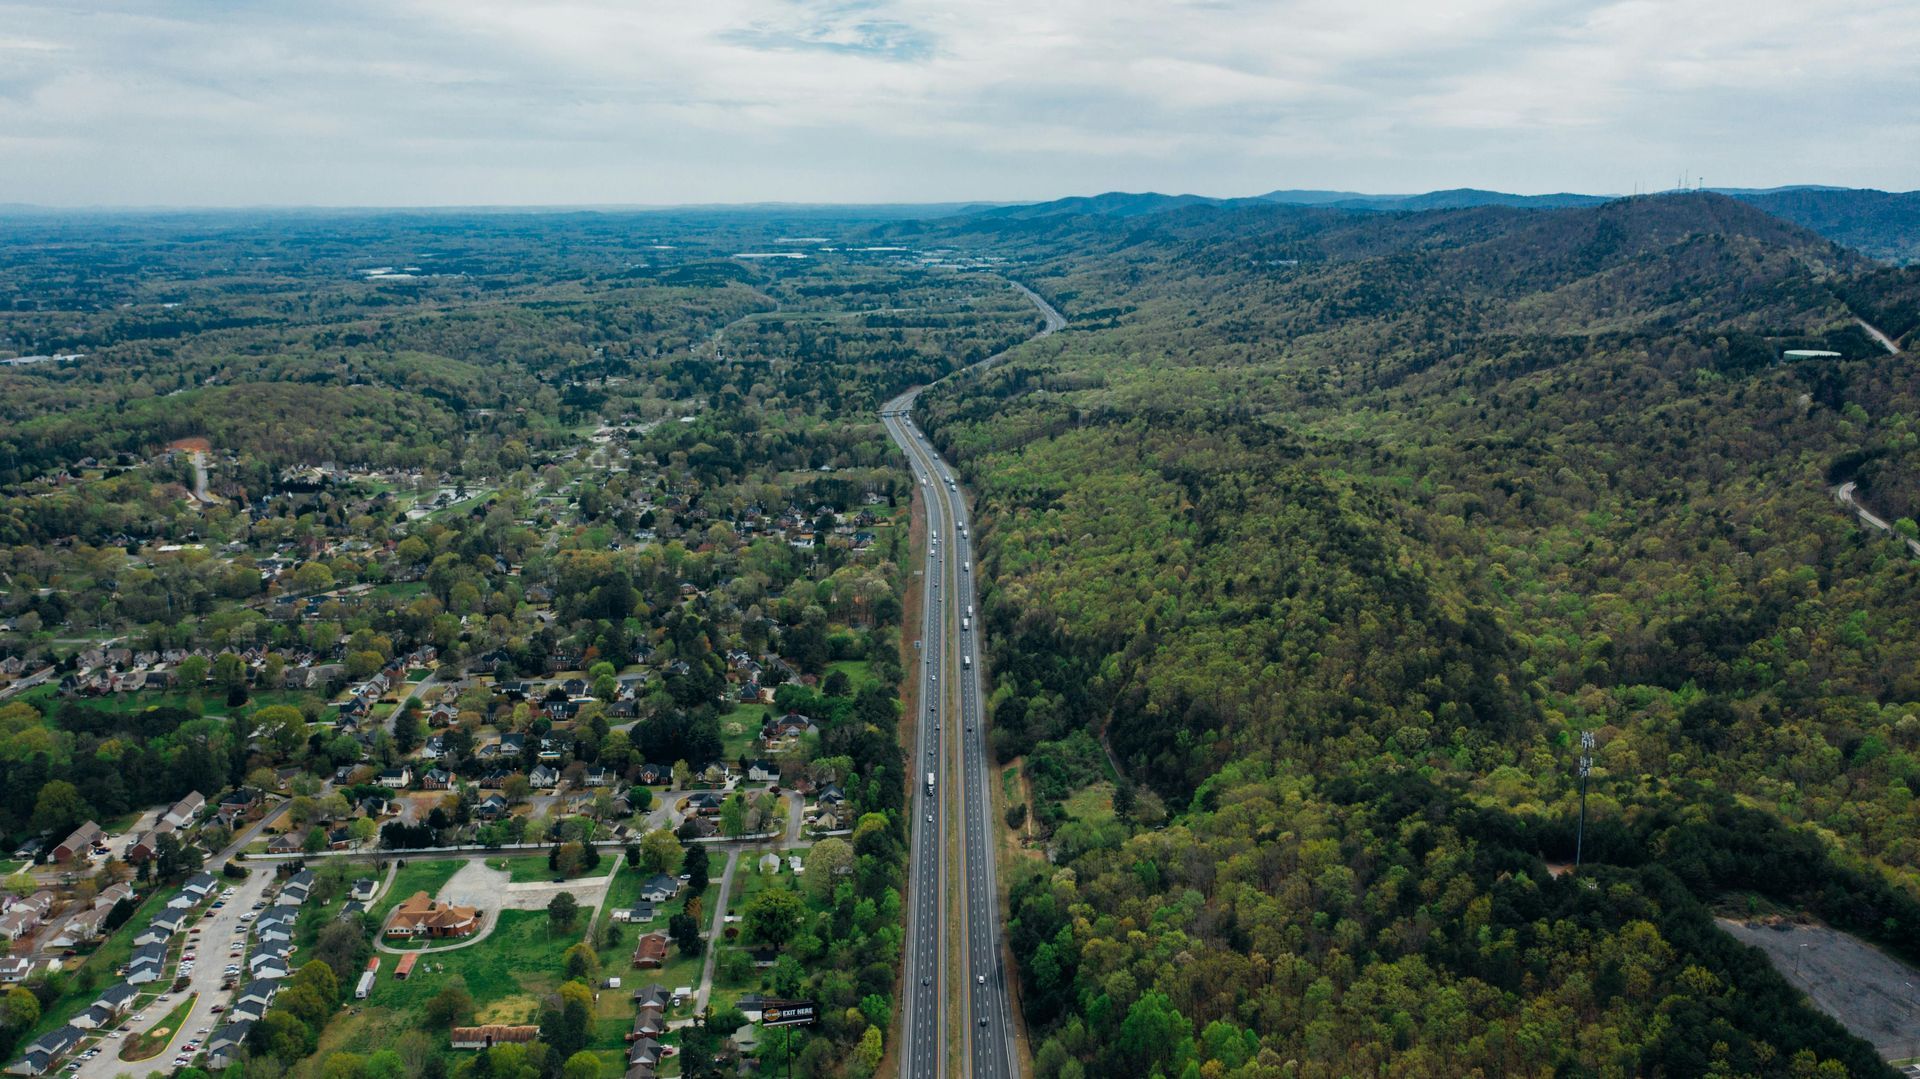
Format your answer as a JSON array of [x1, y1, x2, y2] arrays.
[[914, 193, 1920, 1077]]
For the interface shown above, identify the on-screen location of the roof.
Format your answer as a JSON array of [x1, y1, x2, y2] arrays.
[[394, 953, 419, 976], [387, 891, 478, 933], [451, 1024, 540, 1045]]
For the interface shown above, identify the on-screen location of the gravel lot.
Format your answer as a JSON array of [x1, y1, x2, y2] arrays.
[[1719, 918, 1920, 1062]]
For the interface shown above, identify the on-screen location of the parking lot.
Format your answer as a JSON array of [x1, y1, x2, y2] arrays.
[[65, 866, 275, 1079]]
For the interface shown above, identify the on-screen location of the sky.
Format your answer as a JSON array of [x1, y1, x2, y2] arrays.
[[0, 0, 1915, 207]]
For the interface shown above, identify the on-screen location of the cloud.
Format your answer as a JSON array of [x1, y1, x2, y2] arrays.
[[0, 0, 1912, 205]]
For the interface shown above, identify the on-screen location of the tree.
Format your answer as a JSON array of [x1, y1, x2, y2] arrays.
[[682, 843, 710, 894], [720, 792, 748, 838], [253, 704, 310, 758], [672, 759, 691, 790], [639, 828, 681, 876], [669, 912, 704, 957], [0, 986, 40, 1034], [547, 891, 580, 931], [563, 941, 600, 984], [177, 654, 210, 686], [425, 982, 475, 1028], [561, 1051, 602, 1079], [503, 774, 531, 803], [295, 560, 335, 593], [742, 886, 804, 947], [31, 780, 93, 839], [212, 651, 249, 697], [803, 837, 852, 898]]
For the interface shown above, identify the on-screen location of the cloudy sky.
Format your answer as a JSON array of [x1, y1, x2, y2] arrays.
[[1, 0, 1914, 206]]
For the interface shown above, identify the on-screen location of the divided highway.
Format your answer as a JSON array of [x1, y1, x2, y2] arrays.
[[885, 279, 1063, 1079]]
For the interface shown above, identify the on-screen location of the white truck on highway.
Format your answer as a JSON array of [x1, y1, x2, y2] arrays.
[[927, 772, 936, 795]]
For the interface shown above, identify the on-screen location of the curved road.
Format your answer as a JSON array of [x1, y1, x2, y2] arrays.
[[885, 277, 1064, 1079]]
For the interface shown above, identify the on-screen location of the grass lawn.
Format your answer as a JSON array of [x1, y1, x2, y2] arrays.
[[1062, 782, 1116, 825], [119, 992, 196, 1062], [307, 906, 595, 1073], [370, 859, 464, 922], [719, 703, 772, 760], [491, 854, 616, 883], [1002, 764, 1021, 802], [825, 659, 878, 690]]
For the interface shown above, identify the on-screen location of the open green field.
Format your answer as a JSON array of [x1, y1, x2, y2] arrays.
[[719, 702, 772, 761], [12, 684, 338, 726], [370, 859, 464, 922], [824, 659, 878, 691], [303, 906, 595, 1075], [1062, 781, 1116, 825], [490, 853, 616, 883]]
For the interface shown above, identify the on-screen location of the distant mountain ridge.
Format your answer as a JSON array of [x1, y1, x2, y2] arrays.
[[960, 184, 1920, 264]]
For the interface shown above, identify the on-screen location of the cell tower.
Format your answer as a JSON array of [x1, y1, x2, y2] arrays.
[[1575, 731, 1595, 868]]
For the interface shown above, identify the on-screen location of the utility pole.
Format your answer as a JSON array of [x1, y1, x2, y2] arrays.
[[1575, 731, 1595, 868]]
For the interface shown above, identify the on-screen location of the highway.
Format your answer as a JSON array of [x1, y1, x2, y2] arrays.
[[885, 278, 1064, 1079]]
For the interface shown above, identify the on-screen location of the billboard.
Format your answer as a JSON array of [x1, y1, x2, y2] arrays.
[[760, 1000, 818, 1027]]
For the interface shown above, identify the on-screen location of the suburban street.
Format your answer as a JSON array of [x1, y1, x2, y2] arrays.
[[883, 277, 1063, 1078]]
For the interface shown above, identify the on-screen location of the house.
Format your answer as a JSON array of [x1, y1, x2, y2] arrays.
[[131, 921, 172, 949], [747, 760, 779, 783], [266, 831, 305, 855], [475, 794, 509, 820], [758, 852, 780, 874], [238, 978, 281, 1011], [94, 882, 133, 910], [628, 1036, 665, 1068], [451, 1025, 540, 1050], [146, 902, 188, 936], [638, 874, 679, 904], [630, 982, 672, 1009], [125, 819, 176, 863], [278, 869, 314, 905], [422, 768, 453, 791], [631, 932, 670, 968], [8, 1025, 80, 1076], [816, 784, 846, 806], [529, 764, 561, 789], [248, 949, 292, 980], [749, 947, 779, 968], [47, 906, 106, 948], [629, 1006, 666, 1041], [350, 878, 379, 902], [611, 902, 656, 924], [378, 766, 412, 789], [0, 910, 39, 942], [52, 821, 103, 863], [69, 1002, 115, 1030], [0, 957, 33, 984], [94, 983, 139, 1018], [181, 872, 219, 901], [635, 762, 672, 786], [126, 941, 168, 983], [384, 892, 480, 939], [215, 788, 263, 828], [685, 791, 723, 816], [207, 1021, 255, 1069], [358, 796, 392, 818], [583, 765, 614, 787], [257, 902, 297, 936], [163, 791, 206, 826]]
